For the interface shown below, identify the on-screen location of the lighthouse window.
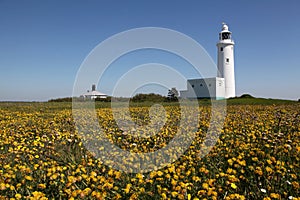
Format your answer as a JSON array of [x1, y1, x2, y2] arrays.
[[200, 83, 203, 87], [226, 58, 229, 63], [222, 32, 230, 40], [192, 85, 194, 88], [220, 47, 223, 51]]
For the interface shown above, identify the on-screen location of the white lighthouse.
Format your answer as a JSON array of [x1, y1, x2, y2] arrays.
[[217, 23, 236, 98], [180, 23, 236, 100]]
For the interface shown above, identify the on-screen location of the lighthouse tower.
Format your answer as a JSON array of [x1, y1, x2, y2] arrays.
[[217, 23, 236, 98]]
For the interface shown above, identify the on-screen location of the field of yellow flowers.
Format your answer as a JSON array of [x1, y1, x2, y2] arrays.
[[0, 102, 299, 199]]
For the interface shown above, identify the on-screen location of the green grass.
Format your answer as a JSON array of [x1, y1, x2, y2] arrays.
[[0, 97, 298, 112], [227, 97, 298, 105]]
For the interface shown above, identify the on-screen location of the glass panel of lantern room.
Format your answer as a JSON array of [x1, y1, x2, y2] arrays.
[[222, 32, 230, 40]]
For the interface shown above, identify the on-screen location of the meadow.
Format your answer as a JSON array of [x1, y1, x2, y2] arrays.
[[0, 100, 299, 199]]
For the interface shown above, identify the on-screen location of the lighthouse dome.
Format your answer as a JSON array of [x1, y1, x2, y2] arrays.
[[222, 23, 229, 31]]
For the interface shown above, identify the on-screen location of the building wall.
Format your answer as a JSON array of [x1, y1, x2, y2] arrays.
[[217, 40, 235, 98], [180, 77, 225, 99], [215, 77, 225, 100]]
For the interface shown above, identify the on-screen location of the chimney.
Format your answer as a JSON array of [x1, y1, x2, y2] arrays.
[[92, 84, 96, 91]]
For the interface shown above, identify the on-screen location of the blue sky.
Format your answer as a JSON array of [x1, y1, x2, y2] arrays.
[[0, 0, 299, 101]]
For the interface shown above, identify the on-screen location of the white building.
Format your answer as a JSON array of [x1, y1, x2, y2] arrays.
[[180, 23, 236, 99], [180, 77, 225, 100], [82, 84, 107, 99]]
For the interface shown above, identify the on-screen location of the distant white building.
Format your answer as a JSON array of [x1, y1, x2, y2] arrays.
[[82, 84, 107, 99], [180, 23, 236, 99]]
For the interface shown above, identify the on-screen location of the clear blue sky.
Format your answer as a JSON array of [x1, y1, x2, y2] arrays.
[[1, 0, 299, 101]]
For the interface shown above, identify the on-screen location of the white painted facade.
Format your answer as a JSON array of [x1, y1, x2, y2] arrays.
[[217, 23, 236, 98], [82, 84, 107, 99], [180, 23, 236, 99], [83, 90, 107, 99], [180, 77, 225, 100]]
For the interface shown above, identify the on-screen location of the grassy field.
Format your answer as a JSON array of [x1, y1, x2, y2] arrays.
[[0, 99, 299, 199]]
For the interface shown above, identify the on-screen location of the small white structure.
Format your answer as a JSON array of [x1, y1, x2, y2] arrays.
[[180, 77, 225, 100], [180, 23, 236, 99], [82, 84, 107, 99]]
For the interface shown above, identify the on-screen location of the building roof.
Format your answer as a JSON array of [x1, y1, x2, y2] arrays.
[[83, 90, 107, 96]]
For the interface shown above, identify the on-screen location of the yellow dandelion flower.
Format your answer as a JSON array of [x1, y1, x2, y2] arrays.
[[252, 157, 258, 162], [292, 181, 299, 189], [202, 183, 209, 190], [108, 169, 114, 176], [124, 183, 131, 194], [291, 174, 297, 179], [161, 193, 167, 199], [25, 175, 33, 181], [178, 194, 185, 199], [266, 166, 273, 173], [267, 159, 272, 165], [71, 190, 78, 198], [187, 193, 191, 200], [165, 173, 171, 179], [0, 183, 5, 191], [263, 198, 271, 200], [168, 165, 175, 173], [136, 173, 143, 179], [91, 171, 97, 177], [227, 168, 233, 174], [15, 193, 22, 199], [270, 193, 280, 199], [171, 191, 178, 197], [227, 159, 234, 166], [238, 160, 246, 166], [199, 167, 206, 172], [157, 171, 163, 176], [114, 171, 121, 179], [149, 171, 156, 178], [10, 185, 15, 190], [230, 183, 237, 189], [83, 188, 92, 195]]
